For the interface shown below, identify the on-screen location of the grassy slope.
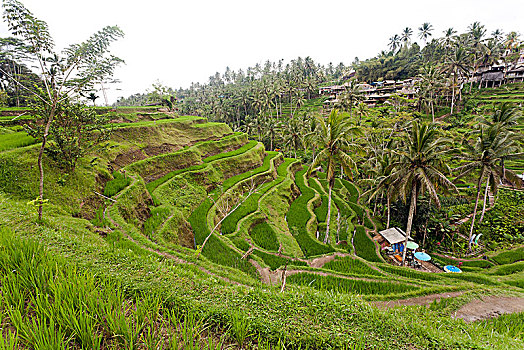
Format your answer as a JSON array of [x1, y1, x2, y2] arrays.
[[1, 113, 523, 349]]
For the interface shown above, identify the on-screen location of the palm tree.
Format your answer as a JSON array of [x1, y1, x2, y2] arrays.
[[354, 102, 369, 126], [337, 79, 362, 118], [418, 22, 433, 44], [263, 117, 281, 151], [307, 109, 359, 244], [467, 22, 487, 92], [417, 65, 442, 121], [283, 117, 303, 158], [401, 27, 413, 46], [386, 122, 457, 265], [444, 46, 470, 115], [389, 34, 401, 52], [87, 92, 99, 106], [491, 29, 504, 43], [455, 124, 523, 251]]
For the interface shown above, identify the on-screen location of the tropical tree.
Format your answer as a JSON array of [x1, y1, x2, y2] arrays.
[[455, 124, 523, 251], [307, 109, 359, 244], [386, 122, 457, 265], [417, 65, 442, 121], [389, 34, 401, 52], [2, 0, 124, 220], [444, 46, 470, 115], [401, 27, 413, 46], [86, 92, 99, 106], [418, 22, 433, 44]]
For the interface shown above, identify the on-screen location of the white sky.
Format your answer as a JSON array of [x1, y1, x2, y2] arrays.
[[1, 0, 523, 104]]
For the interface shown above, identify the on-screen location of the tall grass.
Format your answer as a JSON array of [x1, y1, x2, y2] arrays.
[[287, 273, 416, 295], [250, 222, 279, 251], [353, 225, 381, 263], [252, 249, 307, 270], [323, 257, 383, 277], [0, 131, 37, 151], [491, 247, 524, 265], [104, 171, 131, 197], [476, 312, 524, 341], [286, 168, 334, 257], [0, 229, 247, 349], [221, 158, 293, 235]]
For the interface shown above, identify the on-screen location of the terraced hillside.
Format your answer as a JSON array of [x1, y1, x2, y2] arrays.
[[0, 109, 523, 349]]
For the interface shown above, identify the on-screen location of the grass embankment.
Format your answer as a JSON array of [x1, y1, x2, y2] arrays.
[[353, 225, 382, 263], [286, 168, 334, 257]]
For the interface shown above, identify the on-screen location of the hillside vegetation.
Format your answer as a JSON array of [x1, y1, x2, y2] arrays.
[[1, 107, 523, 349]]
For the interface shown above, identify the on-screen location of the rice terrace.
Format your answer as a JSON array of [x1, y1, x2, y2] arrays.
[[0, 0, 524, 349]]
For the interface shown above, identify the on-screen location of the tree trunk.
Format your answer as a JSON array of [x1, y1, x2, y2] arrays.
[[386, 195, 391, 229], [468, 176, 484, 252], [37, 102, 57, 221], [479, 176, 490, 224], [450, 75, 456, 115], [324, 181, 333, 244], [401, 183, 417, 266]]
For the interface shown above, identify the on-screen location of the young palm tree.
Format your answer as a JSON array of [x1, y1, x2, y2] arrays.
[[307, 109, 359, 244], [455, 124, 523, 251], [386, 122, 457, 265]]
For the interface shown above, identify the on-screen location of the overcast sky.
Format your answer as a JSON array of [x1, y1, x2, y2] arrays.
[[1, 0, 523, 104]]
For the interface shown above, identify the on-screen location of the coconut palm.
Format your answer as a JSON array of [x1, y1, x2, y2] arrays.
[[389, 34, 401, 52], [307, 109, 360, 244], [454, 124, 523, 251], [401, 27, 413, 46], [337, 79, 362, 118], [386, 122, 457, 265], [283, 117, 303, 158], [444, 46, 470, 114], [418, 22, 433, 44], [417, 65, 443, 121]]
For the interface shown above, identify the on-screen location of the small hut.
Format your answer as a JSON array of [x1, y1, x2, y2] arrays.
[[374, 227, 413, 250]]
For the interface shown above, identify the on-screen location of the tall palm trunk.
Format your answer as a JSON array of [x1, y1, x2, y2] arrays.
[[479, 176, 490, 224], [386, 195, 391, 229], [324, 180, 333, 244], [450, 74, 456, 115], [468, 175, 484, 252], [401, 183, 417, 266]]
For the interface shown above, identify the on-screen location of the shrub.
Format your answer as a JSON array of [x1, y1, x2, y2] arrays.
[[353, 225, 381, 263]]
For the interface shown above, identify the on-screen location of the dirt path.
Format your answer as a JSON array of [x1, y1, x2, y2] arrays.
[[453, 296, 524, 322], [309, 252, 351, 268], [375, 292, 524, 322], [374, 291, 466, 308]]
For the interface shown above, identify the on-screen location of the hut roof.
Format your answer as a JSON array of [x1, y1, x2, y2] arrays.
[[378, 227, 413, 244]]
